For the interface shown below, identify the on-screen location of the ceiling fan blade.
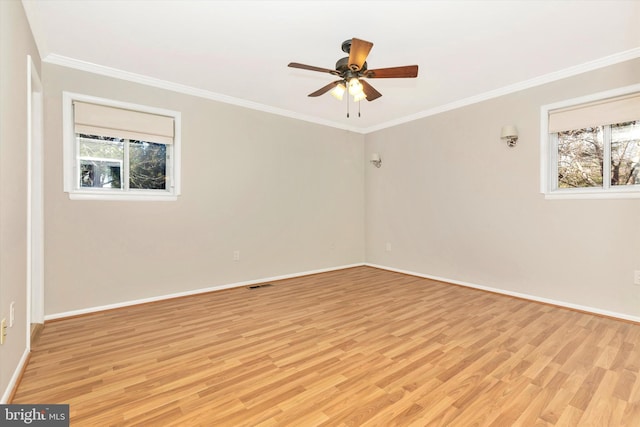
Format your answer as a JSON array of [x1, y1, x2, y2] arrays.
[[308, 80, 343, 97], [364, 65, 419, 79], [288, 62, 340, 75], [360, 80, 382, 102], [348, 38, 373, 71]]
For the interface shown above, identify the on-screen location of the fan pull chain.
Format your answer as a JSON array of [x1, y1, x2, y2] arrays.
[[344, 91, 363, 118], [346, 91, 350, 118]]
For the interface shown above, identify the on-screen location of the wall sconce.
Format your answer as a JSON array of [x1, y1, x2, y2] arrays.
[[501, 125, 519, 147], [370, 153, 382, 168]]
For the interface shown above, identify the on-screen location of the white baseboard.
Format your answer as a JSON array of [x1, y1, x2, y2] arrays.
[[44, 261, 640, 323], [1, 348, 30, 404], [365, 263, 640, 323], [45, 263, 365, 321], [22, 261, 639, 402]]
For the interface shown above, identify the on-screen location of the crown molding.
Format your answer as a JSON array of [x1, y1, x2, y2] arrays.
[[363, 47, 640, 133], [43, 54, 365, 134], [44, 48, 640, 135]]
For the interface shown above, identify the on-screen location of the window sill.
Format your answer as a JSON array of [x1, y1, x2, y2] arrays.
[[68, 191, 178, 202], [543, 190, 640, 200]]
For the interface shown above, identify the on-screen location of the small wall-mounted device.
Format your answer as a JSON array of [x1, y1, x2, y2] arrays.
[[370, 153, 382, 168]]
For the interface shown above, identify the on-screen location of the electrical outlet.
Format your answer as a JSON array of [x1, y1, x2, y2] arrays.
[[385, 242, 392, 252], [1, 319, 6, 345], [9, 302, 14, 327], [233, 250, 240, 261], [634, 270, 640, 286]]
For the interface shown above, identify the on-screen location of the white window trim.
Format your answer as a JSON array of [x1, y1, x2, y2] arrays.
[[63, 92, 181, 201], [540, 83, 640, 200]]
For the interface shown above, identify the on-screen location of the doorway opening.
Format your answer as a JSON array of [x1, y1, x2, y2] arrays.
[[27, 55, 44, 347]]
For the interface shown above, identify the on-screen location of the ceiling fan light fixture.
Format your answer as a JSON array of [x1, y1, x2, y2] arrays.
[[348, 78, 363, 96], [330, 83, 346, 100], [353, 91, 367, 102]]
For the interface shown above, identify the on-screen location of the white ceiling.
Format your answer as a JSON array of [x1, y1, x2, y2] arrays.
[[21, 0, 640, 133]]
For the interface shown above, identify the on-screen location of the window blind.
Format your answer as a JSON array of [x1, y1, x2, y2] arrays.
[[73, 101, 174, 144], [548, 92, 640, 134]]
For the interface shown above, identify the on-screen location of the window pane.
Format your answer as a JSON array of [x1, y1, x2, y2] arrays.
[[611, 121, 640, 186], [557, 127, 603, 188], [77, 134, 123, 188], [129, 140, 167, 190]]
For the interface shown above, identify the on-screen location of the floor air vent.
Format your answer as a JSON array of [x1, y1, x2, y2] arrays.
[[247, 284, 273, 290]]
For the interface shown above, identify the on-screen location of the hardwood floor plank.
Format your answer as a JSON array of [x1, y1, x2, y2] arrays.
[[579, 369, 625, 426], [11, 266, 640, 425], [569, 366, 607, 411], [613, 369, 636, 402]]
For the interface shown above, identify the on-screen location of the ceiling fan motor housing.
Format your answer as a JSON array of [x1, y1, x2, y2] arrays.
[[340, 39, 367, 72], [336, 57, 367, 75]]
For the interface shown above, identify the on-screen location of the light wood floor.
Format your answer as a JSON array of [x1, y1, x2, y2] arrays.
[[13, 266, 640, 426]]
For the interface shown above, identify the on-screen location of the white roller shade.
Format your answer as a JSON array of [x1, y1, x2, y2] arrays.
[[74, 101, 174, 144], [548, 92, 640, 133]]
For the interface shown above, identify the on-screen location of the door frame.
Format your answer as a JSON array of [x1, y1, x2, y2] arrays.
[[27, 54, 44, 347]]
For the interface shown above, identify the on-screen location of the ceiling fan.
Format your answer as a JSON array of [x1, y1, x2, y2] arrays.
[[288, 38, 418, 104]]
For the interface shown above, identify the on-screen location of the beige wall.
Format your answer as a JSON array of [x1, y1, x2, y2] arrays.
[[43, 64, 365, 315], [0, 0, 41, 400], [365, 58, 640, 318], [42, 58, 640, 319]]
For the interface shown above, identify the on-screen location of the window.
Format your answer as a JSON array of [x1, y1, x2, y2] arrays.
[[63, 92, 181, 200], [541, 84, 640, 199]]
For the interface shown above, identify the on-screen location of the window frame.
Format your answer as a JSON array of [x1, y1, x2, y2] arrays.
[[63, 92, 181, 201], [540, 83, 640, 200]]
